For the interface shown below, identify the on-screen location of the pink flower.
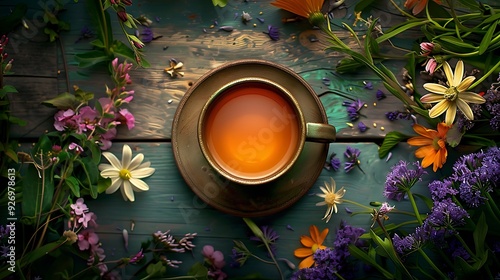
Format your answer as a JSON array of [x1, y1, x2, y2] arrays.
[[202, 245, 226, 269], [69, 142, 84, 153], [118, 108, 135, 130], [420, 42, 434, 56], [79, 106, 98, 131], [129, 249, 144, 264], [78, 229, 99, 251], [70, 198, 88, 216], [54, 109, 77, 131], [425, 58, 437, 74], [99, 127, 117, 150]]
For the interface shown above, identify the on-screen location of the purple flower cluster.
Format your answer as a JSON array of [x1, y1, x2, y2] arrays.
[[344, 146, 362, 173], [249, 225, 279, 256], [292, 221, 365, 280], [385, 110, 412, 121], [450, 146, 499, 207], [383, 161, 426, 201], [343, 99, 365, 121]]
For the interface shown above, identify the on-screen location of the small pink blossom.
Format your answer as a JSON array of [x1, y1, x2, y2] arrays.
[[78, 229, 99, 251], [78, 106, 98, 131], [118, 108, 135, 130], [69, 142, 84, 153], [420, 42, 434, 56], [425, 58, 437, 74], [202, 245, 226, 269], [70, 198, 88, 215]]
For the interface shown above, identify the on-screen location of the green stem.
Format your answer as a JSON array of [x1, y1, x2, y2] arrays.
[[454, 233, 476, 260], [251, 253, 274, 264], [263, 241, 284, 280], [417, 248, 449, 279], [407, 190, 423, 225], [343, 199, 373, 211], [470, 58, 500, 88], [485, 192, 500, 218], [98, 1, 110, 54]]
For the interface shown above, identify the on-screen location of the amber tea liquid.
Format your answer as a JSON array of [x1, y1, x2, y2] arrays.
[[204, 82, 300, 180]]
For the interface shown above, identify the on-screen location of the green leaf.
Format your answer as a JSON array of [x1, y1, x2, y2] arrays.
[[457, 0, 480, 10], [111, 40, 137, 65], [86, 139, 102, 165], [473, 212, 487, 256], [187, 262, 209, 279], [379, 131, 409, 159], [212, 0, 227, 7], [377, 19, 427, 44], [21, 164, 54, 221], [370, 230, 413, 279], [354, 0, 376, 12], [97, 176, 111, 193], [0, 85, 18, 93], [74, 50, 111, 68], [74, 88, 94, 103], [95, 98, 104, 116], [9, 116, 27, 126], [243, 218, 264, 240], [65, 176, 80, 197], [77, 157, 99, 198], [479, 21, 497, 55], [348, 244, 394, 279], [437, 36, 478, 51], [41, 92, 79, 110], [336, 58, 364, 74], [90, 39, 105, 48], [4, 147, 18, 163], [146, 261, 166, 277], [413, 193, 433, 211]]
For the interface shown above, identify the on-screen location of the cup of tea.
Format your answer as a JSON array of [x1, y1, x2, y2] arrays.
[[198, 77, 336, 185]]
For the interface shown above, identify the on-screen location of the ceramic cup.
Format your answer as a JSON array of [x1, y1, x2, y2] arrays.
[[198, 77, 336, 185]]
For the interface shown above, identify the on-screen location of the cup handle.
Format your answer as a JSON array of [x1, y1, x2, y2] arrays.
[[305, 123, 336, 143]]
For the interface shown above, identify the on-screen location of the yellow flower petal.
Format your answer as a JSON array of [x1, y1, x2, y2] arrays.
[[459, 92, 486, 104], [442, 61, 454, 86], [428, 99, 450, 118], [423, 83, 447, 94], [456, 98, 474, 120], [445, 102, 457, 125], [453, 60, 464, 86], [457, 76, 475, 92], [420, 93, 444, 103]]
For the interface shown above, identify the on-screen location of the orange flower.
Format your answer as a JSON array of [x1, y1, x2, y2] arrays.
[[293, 225, 329, 269], [407, 123, 450, 172], [404, 0, 442, 15], [271, 0, 325, 25]]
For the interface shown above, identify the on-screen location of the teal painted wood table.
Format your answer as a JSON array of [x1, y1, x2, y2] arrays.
[[3, 0, 495, 279]]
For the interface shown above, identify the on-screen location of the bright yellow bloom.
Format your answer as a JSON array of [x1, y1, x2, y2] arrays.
[[407, 123, 450, 172], [99, 144, 155, 202], [404, 0, 442, 15], [316, 177, 346, 223], [294, 225, 329, 269], [271, 0, 325, 25], [421, 60, 485, 125]]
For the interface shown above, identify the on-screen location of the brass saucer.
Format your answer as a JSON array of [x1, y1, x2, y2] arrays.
[[171, 59, 329, 217]]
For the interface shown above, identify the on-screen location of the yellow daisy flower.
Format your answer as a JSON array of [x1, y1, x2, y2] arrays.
[[316, 177, 346, 223], [99, 144, 155, 202], [421, 60, 486, 125]]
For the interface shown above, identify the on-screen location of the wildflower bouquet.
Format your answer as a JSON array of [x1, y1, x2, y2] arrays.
[[273, 0, 499, 171]]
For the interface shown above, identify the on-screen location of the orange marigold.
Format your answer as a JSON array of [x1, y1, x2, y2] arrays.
[[404, 0, 442, 15], [271, 0, 325, 25], [293, 225, 329, 269], [407, 122, 450, 172]]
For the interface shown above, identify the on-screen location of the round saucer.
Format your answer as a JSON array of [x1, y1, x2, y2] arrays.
[[172, 59, 330, 217]]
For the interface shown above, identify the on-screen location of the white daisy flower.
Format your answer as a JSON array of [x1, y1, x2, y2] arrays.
[[99, 144, 155, 202], [316, 177, 346, 223]]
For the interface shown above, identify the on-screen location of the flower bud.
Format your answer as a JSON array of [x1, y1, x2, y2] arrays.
[[117, 10, 128, 22]]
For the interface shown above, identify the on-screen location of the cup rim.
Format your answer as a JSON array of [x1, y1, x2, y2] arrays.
[[197, 77, 306, 185]]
